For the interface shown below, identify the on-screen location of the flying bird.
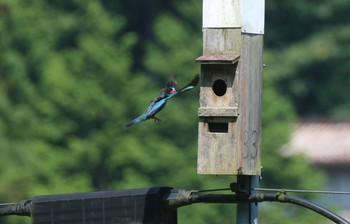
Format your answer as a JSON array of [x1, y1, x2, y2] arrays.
[[125, 74, 199, 127]]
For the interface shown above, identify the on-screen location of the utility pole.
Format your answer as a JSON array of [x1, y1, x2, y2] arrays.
[[196, 0, 264, 223]]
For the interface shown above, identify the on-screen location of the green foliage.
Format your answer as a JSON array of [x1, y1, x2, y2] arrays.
[[266, 0, 350, 118], [0, 1, 137, 223]]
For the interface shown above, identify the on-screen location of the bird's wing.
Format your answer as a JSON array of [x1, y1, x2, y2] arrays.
[[153, 74, 199, 101], [178, 74, 200, 93], [145, 93, 176, 117], [145, 100, 167, 118]]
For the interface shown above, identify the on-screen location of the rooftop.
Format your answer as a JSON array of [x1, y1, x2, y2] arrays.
[[283, 120, 350, 165]]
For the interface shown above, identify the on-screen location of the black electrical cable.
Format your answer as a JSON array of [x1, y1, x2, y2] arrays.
[[0, 200, 31, 217], [165, 190, 349, 224], [258, 193, 350, 224]]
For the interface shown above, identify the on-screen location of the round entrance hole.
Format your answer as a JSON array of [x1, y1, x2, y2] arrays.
[[212, 79, 227, 96]]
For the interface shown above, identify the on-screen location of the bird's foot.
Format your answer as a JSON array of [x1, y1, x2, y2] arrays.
[[154, 116, 161, 123]]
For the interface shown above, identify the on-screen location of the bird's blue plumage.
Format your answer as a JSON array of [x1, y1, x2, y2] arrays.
[[125, 74, 199, 127]]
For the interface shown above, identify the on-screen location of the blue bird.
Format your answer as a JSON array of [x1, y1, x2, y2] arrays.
[[125, 74, 199, 127]]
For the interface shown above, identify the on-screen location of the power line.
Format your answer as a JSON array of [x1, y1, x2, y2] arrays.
[[196, 186, 350, 196], [252, 188, 350, 195]]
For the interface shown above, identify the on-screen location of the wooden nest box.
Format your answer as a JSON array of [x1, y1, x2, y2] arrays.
[[196, 0, 264, 176]]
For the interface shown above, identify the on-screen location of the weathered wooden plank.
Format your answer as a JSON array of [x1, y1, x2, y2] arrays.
[[198, 120, 238, 174], [195, 55, 240, 64], [237, 33, 263, 175], [203, 28, 241, 55], [198, 107, 238, 117]]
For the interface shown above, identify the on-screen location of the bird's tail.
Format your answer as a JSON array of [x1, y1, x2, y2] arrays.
[[125, 115, 145, 127]]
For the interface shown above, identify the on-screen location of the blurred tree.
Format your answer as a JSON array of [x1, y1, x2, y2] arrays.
[[0, 0, 139, 223], [266, 0, 350, 118]]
